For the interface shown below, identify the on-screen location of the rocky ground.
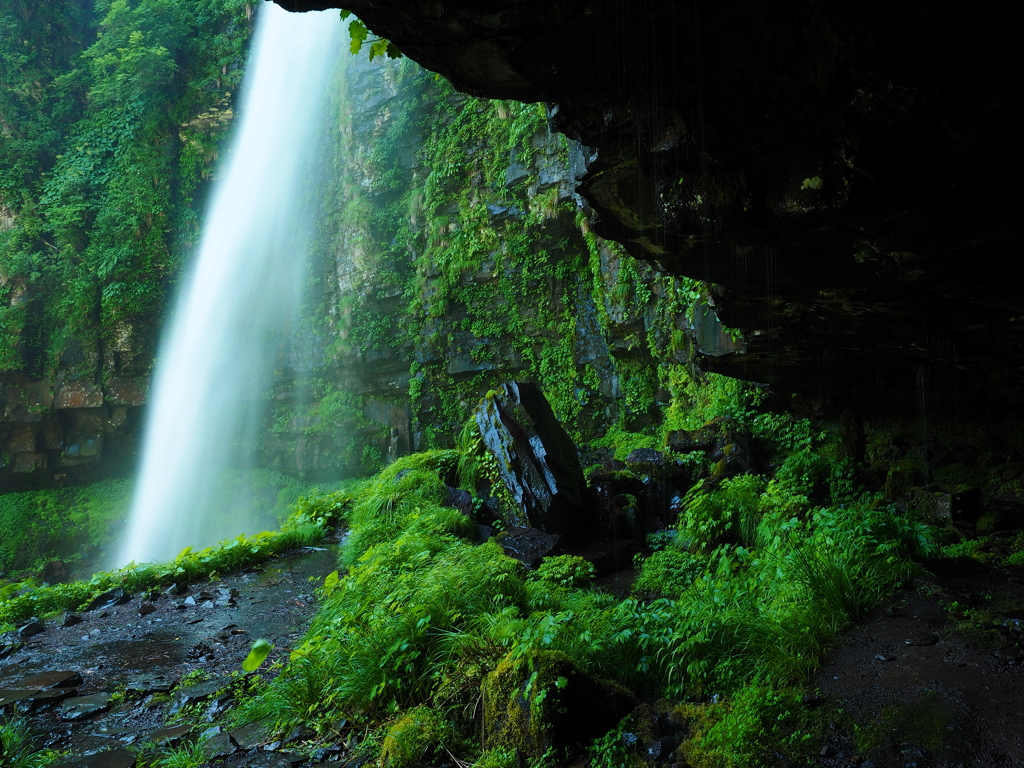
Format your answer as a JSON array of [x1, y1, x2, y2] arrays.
[[0, 546, 342, 768], [812, 562, 1024, 768]]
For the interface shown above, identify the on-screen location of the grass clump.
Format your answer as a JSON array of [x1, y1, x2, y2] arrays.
[[632, 546, 704, 597], [677, 685, 822, 768], [147, 739, 210, 768], [0, 717, 61, 768]]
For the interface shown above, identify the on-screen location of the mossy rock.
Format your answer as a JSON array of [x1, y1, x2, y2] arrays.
[[482, 650, 633, 758], [975, 509, 1005, 536], [379, 705, 453, 768]]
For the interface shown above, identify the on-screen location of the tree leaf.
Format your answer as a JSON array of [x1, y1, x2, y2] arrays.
[[368, 38, 389, 61], [241, 638, 273, 672], [348, 19, 368, 55]]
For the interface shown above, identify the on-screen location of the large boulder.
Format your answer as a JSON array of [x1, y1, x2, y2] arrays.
[[474, 382, 586, 535]]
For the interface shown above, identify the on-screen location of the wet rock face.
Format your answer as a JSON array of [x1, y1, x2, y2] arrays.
[[274, 0, 1020, 414], [0, 372, 145, 489], [475, 382, 586, 535]]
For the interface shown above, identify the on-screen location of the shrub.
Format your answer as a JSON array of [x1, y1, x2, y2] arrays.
[[680, 475, 764, 552], [633, 547, 704, 597], [532, 555, 595, 590]]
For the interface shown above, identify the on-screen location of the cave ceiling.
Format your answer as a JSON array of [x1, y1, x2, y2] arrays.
[[274, 0, 1020, 415]]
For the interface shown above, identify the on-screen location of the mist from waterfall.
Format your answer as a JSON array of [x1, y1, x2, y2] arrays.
[[114, 5, 341, 566]]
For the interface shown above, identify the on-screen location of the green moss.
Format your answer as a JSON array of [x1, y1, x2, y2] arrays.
[[854, 696, 968, 763], [379, 706, 453, 768], [481, 650, 565, 758], [677, 685, 823, 768]]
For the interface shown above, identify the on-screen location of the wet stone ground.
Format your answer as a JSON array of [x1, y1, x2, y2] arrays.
[[812, 563, 1024, 768], [0, 546, 344, 768]]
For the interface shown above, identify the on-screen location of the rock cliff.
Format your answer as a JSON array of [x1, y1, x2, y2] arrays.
[[275, 0, 1021, 414]]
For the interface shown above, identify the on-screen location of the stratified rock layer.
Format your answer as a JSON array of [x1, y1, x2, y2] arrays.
[[475, 382, 586, 535]]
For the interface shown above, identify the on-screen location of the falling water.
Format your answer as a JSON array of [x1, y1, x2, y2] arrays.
[[115, 5, 341, 566]]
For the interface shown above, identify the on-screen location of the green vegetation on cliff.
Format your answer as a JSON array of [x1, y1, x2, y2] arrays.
[[0, 0, 252, 375], [282, 54, 716, 476]]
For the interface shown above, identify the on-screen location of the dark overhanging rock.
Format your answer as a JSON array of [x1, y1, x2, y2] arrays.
[[273, 0, 1021, 415]]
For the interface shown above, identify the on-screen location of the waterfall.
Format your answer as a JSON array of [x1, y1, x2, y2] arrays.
[[114, 5, 341, 566]]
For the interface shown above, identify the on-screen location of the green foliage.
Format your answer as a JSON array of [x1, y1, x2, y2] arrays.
[[531, 555, 595, 591], [589, 720, 643, 768], [0, 0, 251, 372], [680, 475, 766, 552], [0, 717, 62, 768], [0, 478, 132, 573], [633, 547, 704, 597], [661, 502, 927, 695], [241, 638, 274, 672], [339, 11, 401, 60]]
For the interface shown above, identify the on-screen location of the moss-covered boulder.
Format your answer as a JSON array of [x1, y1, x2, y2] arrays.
[[379, 705, 454, 768], [482, 649, 633, 758]]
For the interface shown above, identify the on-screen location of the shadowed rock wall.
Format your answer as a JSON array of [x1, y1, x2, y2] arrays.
[[274, 0, 1021, 415]]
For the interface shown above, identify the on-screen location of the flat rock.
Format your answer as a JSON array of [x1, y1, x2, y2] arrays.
[[0, 641, 23, 659], [231, 722, 270, 749], [21, 670, 83, 688], [168, 676, 231, 716], [150, 723, 191, 745], [495, 527, 562, 567], [86, 588, 131, 612], [22, 687, 76, 711], [52, 747, 137, 768], [18, 617, 46, 638], [61, 692, 113, 721], [203, 730, 238, 759], [0, 689, 40, 708], [125, 675, 175, 694], [61, 612, 84, 627]]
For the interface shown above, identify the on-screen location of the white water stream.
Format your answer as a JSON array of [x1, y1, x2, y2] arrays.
[[115, 5, 341, 566]]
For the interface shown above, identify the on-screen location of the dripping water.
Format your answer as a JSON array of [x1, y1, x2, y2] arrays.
[[115, 5, 341, 566]]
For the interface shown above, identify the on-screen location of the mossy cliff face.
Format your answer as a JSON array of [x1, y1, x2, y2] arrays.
[[0, 0, 252, 489], [274, 0, 1020, 415], [261, 53, 727, 477], [1, 12, 728, 488]]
